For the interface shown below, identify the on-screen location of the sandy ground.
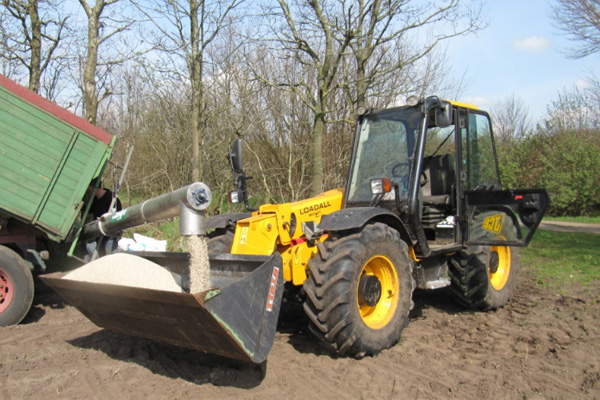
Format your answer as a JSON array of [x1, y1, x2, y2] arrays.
[[1, 259, 599, 400]]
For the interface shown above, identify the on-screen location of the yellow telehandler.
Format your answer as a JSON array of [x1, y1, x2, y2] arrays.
[[42, 96, 549, 363]]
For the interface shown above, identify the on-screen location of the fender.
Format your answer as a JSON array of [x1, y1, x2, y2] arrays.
[[319, 207, 415, 245], [206, 212, 251, 231]]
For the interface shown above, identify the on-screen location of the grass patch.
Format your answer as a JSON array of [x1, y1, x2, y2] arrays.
[[522, 229, 600, 290]]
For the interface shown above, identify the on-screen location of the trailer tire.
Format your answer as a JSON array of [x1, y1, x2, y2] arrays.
[[0, 246, 34, 326], [207, 228, 234, 255], [303, 222, 415, 358]]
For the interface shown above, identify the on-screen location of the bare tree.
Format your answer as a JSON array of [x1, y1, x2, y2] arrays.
[[0, 10, 20, 77], [585, 71, 600, 106], [552, 0, 600, 58], [491, 94, 532, 143], [78, 0, 148, 124], [542, 87, 600, 132], [134, 0, 244, 182], [347, 0, 485, 110], [261, 0, 354, 196], [0, 0, 68, 92], [262, 0, 484, 196]]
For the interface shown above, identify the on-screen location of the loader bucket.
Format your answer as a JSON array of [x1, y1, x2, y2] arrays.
[[39, 252, 284, 364]]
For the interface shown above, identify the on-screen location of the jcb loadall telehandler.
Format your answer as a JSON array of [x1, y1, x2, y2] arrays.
[[42, 96, 548, 363]]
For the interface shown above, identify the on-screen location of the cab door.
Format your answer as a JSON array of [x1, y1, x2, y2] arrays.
[[458, 109, 549, 246], [465, 189, 549, 246]]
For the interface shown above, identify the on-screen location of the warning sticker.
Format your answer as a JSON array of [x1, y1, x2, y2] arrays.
[[239, 226, 248, 245], [482, 214, 505, 234], [266, 267, 279, 312]]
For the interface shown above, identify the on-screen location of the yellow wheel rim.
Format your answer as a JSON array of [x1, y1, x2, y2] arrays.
[[358, 255, 399, 330], [489, 245, 511, 290]]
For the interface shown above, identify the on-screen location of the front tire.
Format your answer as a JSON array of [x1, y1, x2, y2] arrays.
[[303, 223, 415, 358], [0, 246, 34, 326], [206, 228, 234, 255]]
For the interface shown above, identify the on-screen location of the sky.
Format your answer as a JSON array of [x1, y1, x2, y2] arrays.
[[445, 0, 600, 122]]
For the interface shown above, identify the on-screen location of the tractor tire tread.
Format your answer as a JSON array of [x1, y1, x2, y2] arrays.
[[303, 222, 414, 358]]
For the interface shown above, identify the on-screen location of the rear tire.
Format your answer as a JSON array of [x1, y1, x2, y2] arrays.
[[0, 246, 34, 326], [450, 214, 520, 310], [448, 244, 519, 310], [303, 223, 415, 358]]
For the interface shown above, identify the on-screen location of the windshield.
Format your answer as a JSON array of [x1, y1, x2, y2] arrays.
[[347, 107, 423, 203]]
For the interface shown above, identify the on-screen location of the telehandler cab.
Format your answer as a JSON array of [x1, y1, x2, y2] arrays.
[[42, 96, 548, 362]]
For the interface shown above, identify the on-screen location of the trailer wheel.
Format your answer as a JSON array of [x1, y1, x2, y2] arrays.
[[303, 222, 415, 358], [206, 228, 234, 254], [448, 244, 520, 310], [0, 246, 34, 326]]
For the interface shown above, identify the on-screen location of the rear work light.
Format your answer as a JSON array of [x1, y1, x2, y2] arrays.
[[228, 190, 240, 203]]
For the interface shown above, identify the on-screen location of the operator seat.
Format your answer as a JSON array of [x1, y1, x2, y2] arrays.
[[421, 154, 456, 206]]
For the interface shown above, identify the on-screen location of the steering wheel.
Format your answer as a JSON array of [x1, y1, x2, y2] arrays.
[[391, 162, 410, 177]]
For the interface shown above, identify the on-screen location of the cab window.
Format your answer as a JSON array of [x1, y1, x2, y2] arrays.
[[465, 112, 500, 190]]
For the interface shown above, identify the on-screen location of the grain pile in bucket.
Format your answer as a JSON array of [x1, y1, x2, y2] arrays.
[[187, 235, 210, 293], [63, 253, 182, 292]]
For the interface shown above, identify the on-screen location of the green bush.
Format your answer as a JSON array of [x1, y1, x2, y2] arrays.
[[497, 129, 600, 216]]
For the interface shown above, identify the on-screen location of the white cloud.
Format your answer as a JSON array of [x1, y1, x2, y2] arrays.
[[575, 79, 590, 90], [513, 36, 549, 53]]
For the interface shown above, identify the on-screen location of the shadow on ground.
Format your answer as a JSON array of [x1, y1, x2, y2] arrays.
[[68, 330, 267, 388]]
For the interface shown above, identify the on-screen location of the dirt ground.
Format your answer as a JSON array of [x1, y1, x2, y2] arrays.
[[2, 251, 600, 399], [539, 220, 600, 235]]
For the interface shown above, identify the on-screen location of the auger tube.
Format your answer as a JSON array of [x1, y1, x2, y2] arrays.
[[82, 182, 212, 239]]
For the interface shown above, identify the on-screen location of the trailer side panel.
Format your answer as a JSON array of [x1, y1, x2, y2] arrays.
[[0, 75, 114, 242]]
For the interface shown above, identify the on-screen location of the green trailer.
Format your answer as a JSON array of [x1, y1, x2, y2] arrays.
[[0, 74, 115, 326]]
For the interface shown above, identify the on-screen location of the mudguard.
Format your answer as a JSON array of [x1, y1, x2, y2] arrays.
[[319, 207, 413, 243]]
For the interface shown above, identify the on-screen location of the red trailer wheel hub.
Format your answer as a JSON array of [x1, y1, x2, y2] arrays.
[[0, 268, 15, 313]]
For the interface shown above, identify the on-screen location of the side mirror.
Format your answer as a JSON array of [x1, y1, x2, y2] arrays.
[[229, 138, 244, 173], [435, 101, 452, 128], [227, 138, 257, 211]]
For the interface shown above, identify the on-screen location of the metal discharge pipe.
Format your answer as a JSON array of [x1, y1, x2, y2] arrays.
[[82, 182, 212, 239]]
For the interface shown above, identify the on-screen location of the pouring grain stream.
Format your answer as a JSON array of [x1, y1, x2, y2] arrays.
[[188, 235, 211, 293]]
